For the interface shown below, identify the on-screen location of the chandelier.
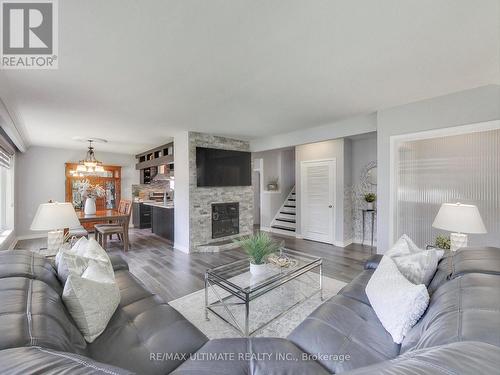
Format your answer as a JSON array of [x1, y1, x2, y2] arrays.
[[69, 140, 105, 176]]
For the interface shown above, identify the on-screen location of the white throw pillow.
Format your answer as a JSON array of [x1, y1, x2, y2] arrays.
[[83, 259, 115, 283], [366, 256, 429, 344], [74, 238, 110, 264], [385, 234, 444, 286], [55, 236, 88, 268], [392, 249, 444, 286], [57, 251, 88, 284], [384, 234, 421, 257], [63, 260, 120, 343]]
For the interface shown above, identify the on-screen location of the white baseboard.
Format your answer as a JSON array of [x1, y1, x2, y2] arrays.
[[16, 233, 46, 241], [333, 238, 353, 248], [174, 243, 190, 254], [352, 238, 378, 247], [259, 226, 271, 232]]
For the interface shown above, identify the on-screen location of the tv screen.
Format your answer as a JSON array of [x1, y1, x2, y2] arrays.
[[196, 147, 251, 187]]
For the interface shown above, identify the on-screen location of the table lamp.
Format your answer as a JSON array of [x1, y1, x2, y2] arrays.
[[432, 202, 487, 251], [30, 202, 81, 254]]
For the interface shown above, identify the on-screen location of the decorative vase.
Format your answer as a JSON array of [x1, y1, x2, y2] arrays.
[[250, 262, 268, 276], [84, 198, 96, 215]]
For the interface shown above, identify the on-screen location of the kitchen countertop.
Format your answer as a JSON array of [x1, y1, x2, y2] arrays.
[[142, 201, 174, 209]]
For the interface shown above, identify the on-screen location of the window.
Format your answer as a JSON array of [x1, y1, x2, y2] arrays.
[[0, 145, 14, 232], [395, 127, 500, 248]]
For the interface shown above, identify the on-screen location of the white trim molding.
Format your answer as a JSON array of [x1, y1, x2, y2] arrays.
[[0, 98, 28, 152]]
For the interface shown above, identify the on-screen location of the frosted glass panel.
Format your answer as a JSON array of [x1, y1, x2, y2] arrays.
[[396, 129, 500, 248]]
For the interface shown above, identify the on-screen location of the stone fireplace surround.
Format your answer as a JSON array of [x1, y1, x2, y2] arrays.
[[189, 132, 253, 252]]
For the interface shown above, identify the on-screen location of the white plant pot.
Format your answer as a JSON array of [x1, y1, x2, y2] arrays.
[[84, 198, 96, 215], [250, 262, 268, 276], [367, 202, 375, 210]]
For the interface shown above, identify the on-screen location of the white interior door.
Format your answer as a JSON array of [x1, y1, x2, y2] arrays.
[[301, 159, 335, 244]]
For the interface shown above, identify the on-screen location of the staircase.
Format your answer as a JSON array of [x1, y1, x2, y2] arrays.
[[270, 188, 296, 236]]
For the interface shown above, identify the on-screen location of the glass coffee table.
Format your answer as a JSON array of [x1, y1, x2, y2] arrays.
[[204, 249, 322, 336]]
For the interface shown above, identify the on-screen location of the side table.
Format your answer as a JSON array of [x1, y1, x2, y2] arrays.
[[361, 209, 376, 251]]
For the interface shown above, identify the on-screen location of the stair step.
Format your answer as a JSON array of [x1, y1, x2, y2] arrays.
[[280, 211, 295, 215], [288, 198, 296, 202], [291, 192, 296, 195], [284, 204, 295, 208], [271, 225, 296, 232], [276, 218, 296, 224]]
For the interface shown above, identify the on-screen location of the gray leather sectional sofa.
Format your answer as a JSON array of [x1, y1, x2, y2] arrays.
[[1, 247, 499, 374]]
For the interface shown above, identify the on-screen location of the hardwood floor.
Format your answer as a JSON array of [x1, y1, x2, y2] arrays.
[[15, 228, 374, 302]]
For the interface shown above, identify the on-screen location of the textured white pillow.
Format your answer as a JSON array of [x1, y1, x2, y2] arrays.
[[385, 234, 444, 286], [57, 252, 88, 284], [63, 260, 120, 343], [384, 234, 421, 257], [366, 256, 429, 344], [55, 236, 88, 268], [83, 259, 115, 283], [392, 249, 444, 286], [74, 238, 110, 264]]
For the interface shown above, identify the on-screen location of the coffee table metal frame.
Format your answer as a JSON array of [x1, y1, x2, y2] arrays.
[[204, 248, 323, 336]]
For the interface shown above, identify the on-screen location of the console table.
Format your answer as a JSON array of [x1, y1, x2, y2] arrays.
[[361, 209, 376, 250]]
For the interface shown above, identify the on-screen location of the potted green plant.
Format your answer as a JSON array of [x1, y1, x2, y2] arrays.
[[364, 193, 376, 210], [435, 234, 451, 250], [235, 232, 281, 275], [267, 177, 279, 191]]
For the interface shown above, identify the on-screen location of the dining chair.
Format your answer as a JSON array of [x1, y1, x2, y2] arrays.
[[95, 200, 132, 251]]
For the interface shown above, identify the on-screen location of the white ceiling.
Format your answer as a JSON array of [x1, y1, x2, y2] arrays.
[[0, 0, 498, 154]]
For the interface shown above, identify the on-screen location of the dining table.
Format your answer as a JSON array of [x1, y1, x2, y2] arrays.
[[75, 209, 130, 251]]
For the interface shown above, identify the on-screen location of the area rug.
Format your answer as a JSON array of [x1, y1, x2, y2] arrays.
[[169, 273, 346, 339]]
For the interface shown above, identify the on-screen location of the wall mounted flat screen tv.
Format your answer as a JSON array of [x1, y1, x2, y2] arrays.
[[196, 147, 251, 187]]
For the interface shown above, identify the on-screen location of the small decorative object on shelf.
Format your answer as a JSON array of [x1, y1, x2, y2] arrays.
[[77, 180, 105, 215], [434, 234, 451, 250], [235, 232, 280, 275], [267, 177, 279, 191], [364, 192, 376, 210]]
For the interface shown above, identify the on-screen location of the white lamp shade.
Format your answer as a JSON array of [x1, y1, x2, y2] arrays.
[[30, 202, 81, 231], [432, 203, 487, 234]]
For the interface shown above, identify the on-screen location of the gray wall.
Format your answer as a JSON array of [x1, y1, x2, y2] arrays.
[[377, 85, 500, 252], [349, 134, 377, 244], [15, 146, 138, 239]]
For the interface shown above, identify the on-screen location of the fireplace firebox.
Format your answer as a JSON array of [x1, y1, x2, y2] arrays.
[[212, 203, 239, 239]]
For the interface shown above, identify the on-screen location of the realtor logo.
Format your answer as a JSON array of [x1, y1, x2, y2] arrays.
[[1, 0, 58, 69]]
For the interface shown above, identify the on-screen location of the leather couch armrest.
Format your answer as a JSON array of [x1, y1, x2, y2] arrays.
[[0, 347, 135, 374], [364, 254, 383, 270], [342, 342, 500, 375], [109, 254, 129, 271]]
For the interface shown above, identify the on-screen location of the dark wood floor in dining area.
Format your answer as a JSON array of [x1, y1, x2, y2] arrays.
[[15, 228, 374, 302]]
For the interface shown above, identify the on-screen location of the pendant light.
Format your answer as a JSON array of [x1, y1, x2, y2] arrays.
[[69, 140, 105, 176]]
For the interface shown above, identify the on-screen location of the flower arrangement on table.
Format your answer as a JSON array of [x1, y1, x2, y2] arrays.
[[76, 180, 105, 214]]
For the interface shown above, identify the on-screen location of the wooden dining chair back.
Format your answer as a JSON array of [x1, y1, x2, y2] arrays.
[[95, 199, 132, 252]]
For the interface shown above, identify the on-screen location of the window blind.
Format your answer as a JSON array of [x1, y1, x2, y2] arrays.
[[396, 128, 500, 248], [0, 128, 15, 169]]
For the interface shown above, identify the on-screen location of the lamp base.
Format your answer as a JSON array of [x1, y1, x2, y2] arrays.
[[47, 230, 64, 255], [450, 232, 468, 252]]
